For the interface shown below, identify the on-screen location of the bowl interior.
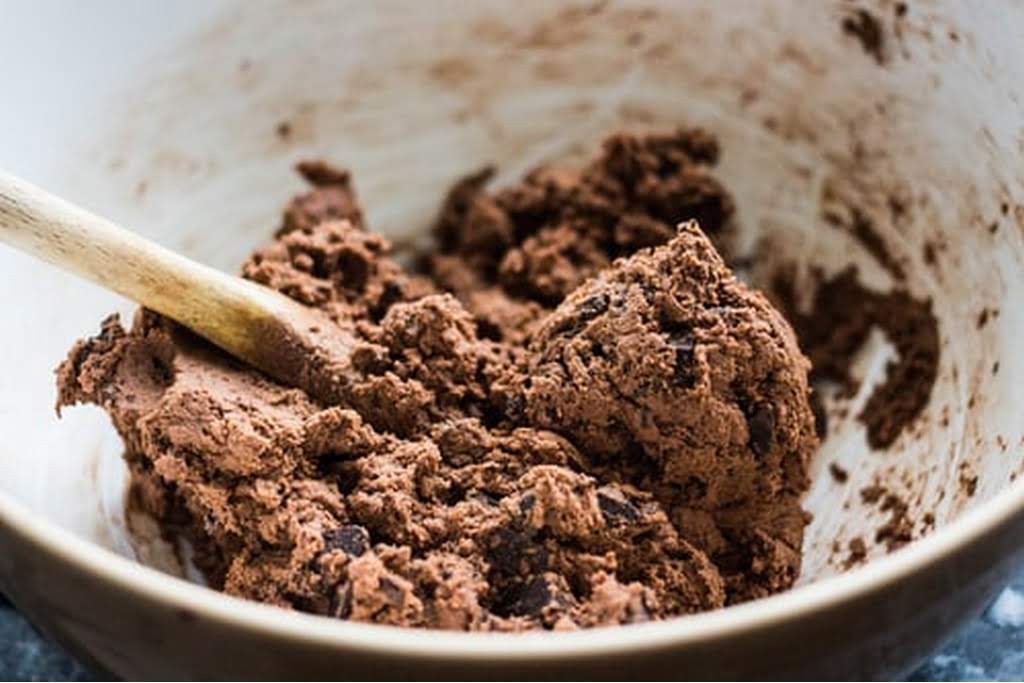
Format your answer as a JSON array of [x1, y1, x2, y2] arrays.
[[2, 0, 1023, 595]]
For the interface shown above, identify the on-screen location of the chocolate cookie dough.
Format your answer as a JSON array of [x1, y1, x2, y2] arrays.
[[427, 128, 735, 343], [56, 129, 818, 630]]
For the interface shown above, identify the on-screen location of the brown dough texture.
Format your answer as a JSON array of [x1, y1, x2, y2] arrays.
[[773, 266, 939, 449], [56, 130, 817, 630], [426, 128, 735, 344]]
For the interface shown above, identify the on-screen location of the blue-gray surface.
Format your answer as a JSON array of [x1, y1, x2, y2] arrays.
[[1, 568, 1022, 681]]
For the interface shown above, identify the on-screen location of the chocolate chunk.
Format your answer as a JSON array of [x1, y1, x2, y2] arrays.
[[323, 525, 369, 557], [519, 493, 537, 515], [441, 482, 466, 505], [550, 293, 609, 337], [746, 403, 776, 457], [657, 313, 697, 389], [379, 576, 406, 604], [494, 575, 557, 618], [485, 525, 547, 577], [577, 293, 611, 321], [597, 488, 642, 524], [667, 329, 697, 388]]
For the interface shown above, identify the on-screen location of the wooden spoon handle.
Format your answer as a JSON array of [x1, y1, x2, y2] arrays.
[[0, 170, 292, 370]]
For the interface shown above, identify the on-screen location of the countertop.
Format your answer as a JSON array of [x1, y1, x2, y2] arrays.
[[2, 567, 1023, 681]]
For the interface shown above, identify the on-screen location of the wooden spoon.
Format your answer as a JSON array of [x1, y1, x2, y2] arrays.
[[0, 170, 355, 403]]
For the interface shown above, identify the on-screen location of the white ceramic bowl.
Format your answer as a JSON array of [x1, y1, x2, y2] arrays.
[[2, 1, 1023, 678]]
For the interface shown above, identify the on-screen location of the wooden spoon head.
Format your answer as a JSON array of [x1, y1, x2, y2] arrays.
[[240, 299, 357, 406]]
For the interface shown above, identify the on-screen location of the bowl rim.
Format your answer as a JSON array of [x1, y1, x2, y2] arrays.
[[1, 471, 1022, 660]]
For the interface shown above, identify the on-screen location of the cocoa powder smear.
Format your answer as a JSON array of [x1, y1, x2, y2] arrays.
[[55, 129, 936, 630]]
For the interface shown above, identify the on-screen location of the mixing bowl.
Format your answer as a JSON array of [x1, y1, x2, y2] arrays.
[[1, 0, 1023, 678]]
